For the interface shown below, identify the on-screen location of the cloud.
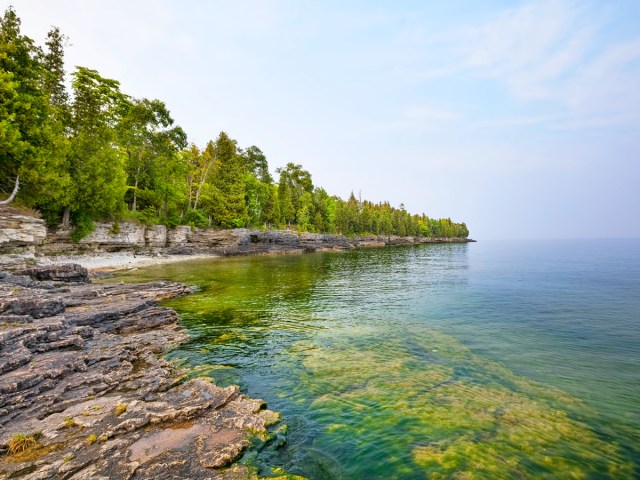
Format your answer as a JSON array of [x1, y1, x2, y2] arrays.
[[426, 0, 640, 129]]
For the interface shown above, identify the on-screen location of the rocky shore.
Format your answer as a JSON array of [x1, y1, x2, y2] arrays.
[[0, 263, 300, 480], [0, 207, 472, 478], [0, 207, 473, 260]]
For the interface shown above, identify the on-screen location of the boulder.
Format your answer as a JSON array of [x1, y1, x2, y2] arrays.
[[21, 263, 89, 283]]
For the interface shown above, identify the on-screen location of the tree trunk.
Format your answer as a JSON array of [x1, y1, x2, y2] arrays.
[[132, 175, 139, 212], [187, 175, 193, 210], [131, 157, 141, 212], [62, 206, 71, 227], [193, 153, 216, 210], [0, 176, 19, 205]]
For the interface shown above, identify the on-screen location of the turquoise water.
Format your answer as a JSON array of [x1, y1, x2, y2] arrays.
[[119, 239, 640, 478]]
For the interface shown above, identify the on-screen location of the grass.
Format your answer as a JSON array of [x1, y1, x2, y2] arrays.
[[63, 417, 76, 428], [114, 403, 127, 416], [85, 434, 98, 445], [7, 432, 41, 455]]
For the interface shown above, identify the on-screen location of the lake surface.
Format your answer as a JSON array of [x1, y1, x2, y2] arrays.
[[119, 239, 640, 479]]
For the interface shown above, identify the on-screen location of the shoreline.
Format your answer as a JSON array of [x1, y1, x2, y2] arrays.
[[35, 252, 221, 272], [31, 238, 474, 273], [0, 263, 304, 479]]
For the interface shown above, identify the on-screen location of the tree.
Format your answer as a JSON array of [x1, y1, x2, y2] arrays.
[[240, 145, 272, 184], [296, 191, 313, 231], [275, 163, 314, 228], [118, 98, 187, 213], [0, 176, 19, 205], [209, 131, 247, 228], [65, 67, 129, 230], [277, 170, 295, 227], [260, 184, 278, 227], [0, 7, 70, 218], [42, 27, 69, 113], [0, 6, 41, 186], [0, 8, 471, 238]]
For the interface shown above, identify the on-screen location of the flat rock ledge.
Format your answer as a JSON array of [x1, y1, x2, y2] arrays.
[[0, 264, 299, 480]]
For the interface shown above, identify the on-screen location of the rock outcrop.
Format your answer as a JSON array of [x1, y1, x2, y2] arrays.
[[0, 208, 472, 259], [0, 207, 47, 254], [38, 222, 473, 257], [0, 265, 298, 479]]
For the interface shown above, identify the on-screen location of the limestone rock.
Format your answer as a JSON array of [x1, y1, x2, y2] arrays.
[[79, 222, 146, 250], [145, 224, 168, 248], [167, 226, 191, 247], [20, 263, 89, 283], [0, 265, 291, 480], [0, 207, 47, 253]]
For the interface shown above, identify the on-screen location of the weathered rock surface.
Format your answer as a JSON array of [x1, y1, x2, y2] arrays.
[[39, 222, 473, 257], [0, 268, 296, 479], [19, 263, 90, 283], [0, 207, 47, 254], [1, 208, 473, 260]]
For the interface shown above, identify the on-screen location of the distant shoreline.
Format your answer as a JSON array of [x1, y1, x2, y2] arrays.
[[35, 235, 475, 273]]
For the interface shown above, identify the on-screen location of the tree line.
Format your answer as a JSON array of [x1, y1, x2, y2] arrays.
[[0, 7, 469, 240]]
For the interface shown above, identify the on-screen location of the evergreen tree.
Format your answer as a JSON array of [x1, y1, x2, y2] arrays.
[[66, 67, 129, 231], [0, 7, 70, 216], [210, 131, 247, 228]]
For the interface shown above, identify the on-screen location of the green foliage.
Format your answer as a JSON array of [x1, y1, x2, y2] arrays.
[[240, 145, 272, 183], [1, 6, 470, 239], [208, 131, 247, 228], [183, 209, 209, 228], [0, 7, 71, 213], [70, 210, 95, 242]]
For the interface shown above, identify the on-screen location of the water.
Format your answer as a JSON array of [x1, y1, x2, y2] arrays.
[[118, 239, 640, 479]]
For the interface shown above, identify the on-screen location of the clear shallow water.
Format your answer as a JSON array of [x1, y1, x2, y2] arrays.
[[119, 239, 640, 479]]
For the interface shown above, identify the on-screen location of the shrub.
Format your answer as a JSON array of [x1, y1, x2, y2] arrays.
[[183, 209, 209, 228], [70, 211, 95, 242]]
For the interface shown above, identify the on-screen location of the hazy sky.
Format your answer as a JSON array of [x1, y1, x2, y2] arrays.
[[4, 1, 640, 239]]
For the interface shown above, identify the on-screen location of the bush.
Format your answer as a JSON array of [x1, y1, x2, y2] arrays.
[[70, 211, 95, 242], [183, 209, 209, 228]]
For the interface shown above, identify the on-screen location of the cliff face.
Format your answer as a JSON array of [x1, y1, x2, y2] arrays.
[[0, 207, 47, 254], [39, 222, 472, 256], [0, 209, 472, 258]]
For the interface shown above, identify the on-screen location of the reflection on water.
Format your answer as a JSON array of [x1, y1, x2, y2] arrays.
[[118, 241, 640, 479]]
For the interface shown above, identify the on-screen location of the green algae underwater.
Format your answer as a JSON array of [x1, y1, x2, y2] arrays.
[[117, 241, 640, 479]]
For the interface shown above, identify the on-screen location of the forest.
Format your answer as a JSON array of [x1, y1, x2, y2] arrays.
[[0, 7, 469, 240]]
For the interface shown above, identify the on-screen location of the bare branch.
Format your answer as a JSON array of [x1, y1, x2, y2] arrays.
[[0, 176, 20, 205]]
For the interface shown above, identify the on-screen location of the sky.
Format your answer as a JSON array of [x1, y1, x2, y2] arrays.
[[4, 0, 640, 239]]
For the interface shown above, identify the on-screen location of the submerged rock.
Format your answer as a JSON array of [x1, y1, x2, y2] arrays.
[[0, 266, 292, 479]]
